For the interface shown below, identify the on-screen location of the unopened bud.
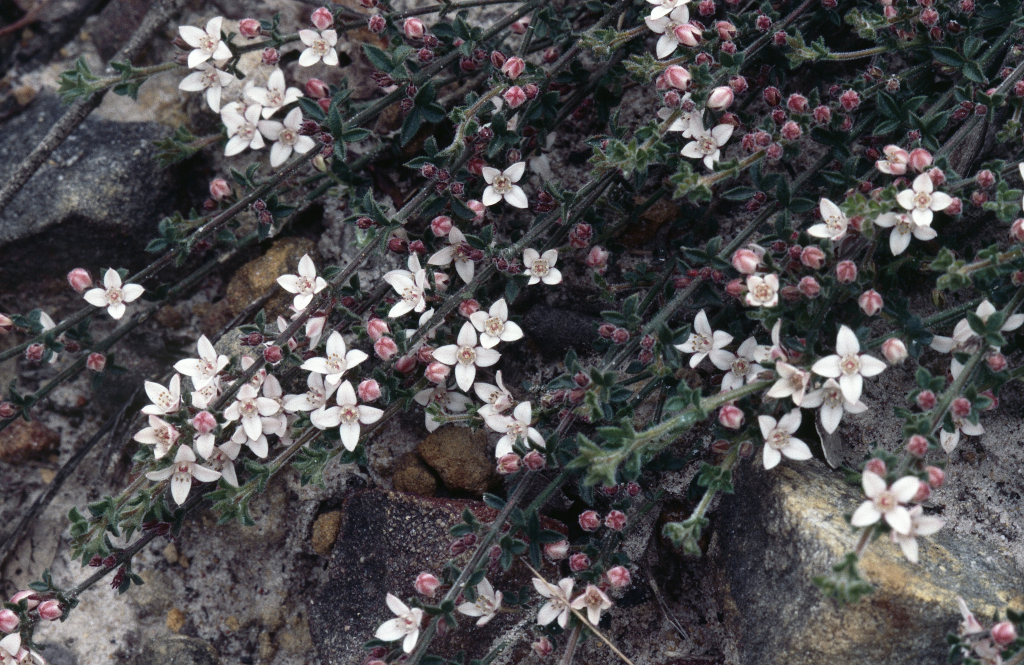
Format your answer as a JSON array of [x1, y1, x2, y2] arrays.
[[798, 276, 821, 298], [415, 572, 440, 597], [607, 565, 632, 588], [11, 590, 39, 610], [579, 510, 601, 531], [907, 148, 933, 172], [605, 510, 626, 531], [532, 637, 555, 657], [917, 390, 936, 410], [403, 18, 425, 40], [951, 397, 971, 418], [310, 6, 333, 30], [926, 465, 945, 488], [906, 434, 929, 457], [858, 289, 884, 316], [543, 540, 569, 560], [497, 453, 521, 474], [67, 267, 93, 293], [374, 336, 398, 360], [836, 260, 857, 283], [0, 609, 19, 633], [586, 246, 609, 272], [424, 361, 450, 384], [501, 56, 525, 79], [503, 85, 527, 109], [38, 599, 62, 621], [261, 48, 279, 65], [0, 402, 17, 418], [991, 621, 1017, 647], [523, 450, 546, 470], [569, 553, 590, 571], [881, 338, 907, 364], [25, 343, 44, 363], [238, 18, 261, 38], [366, 318, 390, 341], [396, 355, 418, 374], [864, 458, 887, 476], [707, 86, 734, 110], [719, 404, 744, 429], [731, 248, 760, 274]]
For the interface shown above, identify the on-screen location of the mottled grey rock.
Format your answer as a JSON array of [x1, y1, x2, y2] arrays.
[[712, 459, 1024, 665], [137, 636, 219, 665], [0, 93, 192, 284]]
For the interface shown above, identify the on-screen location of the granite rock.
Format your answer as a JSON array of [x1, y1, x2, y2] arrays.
[[417, 425, 494, 494], [136, 636, 220, 665]]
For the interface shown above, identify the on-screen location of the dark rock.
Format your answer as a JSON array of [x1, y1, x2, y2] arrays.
[[712, 459, 1024, 665], [35, 644, 77, 665], [417, 425, 494, 494], [309, 489, 562, 664], [0, 418, 60, 463], [89, 0, 150, 61], [137, 636, 220, 665], [0, 93, 191, 285], [522, 304, 599, 359], [1, 0, 104, 74], [392, 452, 438, 496]]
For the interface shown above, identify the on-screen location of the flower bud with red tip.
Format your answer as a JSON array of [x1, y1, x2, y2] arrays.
[[544, 540, 569, 559], [859, 289, 883, 316], [38, 599, 62, 621], [311, 7, 334, 30], [605, 510, 626, 531], [569, 553, 590, 571], [579, 510, 601, 531], [67, 268, 93, 293], [607, 565, 632, 588], [497, 453, 521, 474], [404, 18, 425, 39], [707, 86, 734, 110], [836, 260, 857, 283], [906, 434, 929, 457], [374, 337, 398, 360], [719, 404, 744, 429], [238, 18, 262, 38], [415, 572, 440, 597], [864, 458, 887, 476], [425, 362, 450, 384]]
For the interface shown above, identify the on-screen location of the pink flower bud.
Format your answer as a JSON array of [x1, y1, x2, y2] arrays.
[[975, 169, 995, 188], [725, 278, 745, 298], [906, 434, 929, 457], [262, 48, 279, 66], [67, 267, 93, 293], [798, 276, 821, 298], [263, 344, 283, 364], [38, 599, 62, 621], [707, 86, 734, 111], [991, 621, 1017, 647], [503, 85, 527, 108], [497, 453, 521, 474], [403, 18, 425, 40], [430, 215, 453, 237], [945, 196, 962, 215], [605, 510, 626, 531], [305, 78, 329, 100], [611, 328, 630, 344], [0, 314, 13, 333], [238, 18, 261, 38], [543, 540, 569, 560], [25, 343, 44, 363], [358, 379, 381, 402], [839, 89, 860, 110], [0, 609, 19, 633], [987, 352, 1007, 372], [84, 352, 106, 372], [836, 260, 857, 283], [812, 105, 832, 124], [0, 402, 16, 418], [586, 246, 609, 272], [718, 404, 744, 429], [311, 7, 333, 30], [912, 480, 930, 503], [532, 637, 554, 657], [368, 15, 386, 33], [396, 355, 418, 374], [192, 411, 217, 435], [424, 361, 450, 384], [926, 465, 945, 488], [11, 590, 39, 610], [858, 289, 883, 316], [663, 65, 692, 90], [716, 20, 737, 39], [467, 200, 485, 221], [374, 336, 398, 360], [799, 246, 825, 269], [927, 167, 945, 188], [881, 338, 907, 364], [415, 572, 440, 597], [907, 148, 933, 172], [786, 93, 808, 114], [864, 458, 887, 477], [366, 318, 390, 342], [728, 76, 748, 95], [510, 17, 529, 34], [673, 22, 702, 46], [606, 565, 632, 589], [731, 248, 760, 274], [569, 553, 590, 571], [579, 510, 601, 531], [454, 300, 478, 319], [1011, 219, 1024, 243], [501, 56, 525, 79], [781, 121, 802, 141], [523, 450, 546, 470], [951, 397, 971, 418], [917, 390, 936, 410]]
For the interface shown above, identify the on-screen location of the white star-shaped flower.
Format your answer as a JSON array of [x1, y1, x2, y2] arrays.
[[223, 383, 282, 445], [375, 594, 424, 654], [482, 162, 528, 208], [283, 372, 339, 412], [174, 335, 228, 390], [645, 5, 689, 58], [533, 577, 574, 628], [931, 300, 1023, 378], [473, 370, 514, 417], [802, 378, 867, 434], [414, 382, 473, 432], [523, 248, 562, 285], [178, 62, 236, 113], [758, 410, 812, 470], [133, 416, 179, 460], [873, 211, 937, 255], [309, 380, 384, 450], [895, 172, 952, 226], [245, 68, 302, 118], [469, 299, 523, 348], [301, 331, 368, 386], [432, 322, 501, 391], [142, 374, 181, 416], [259, 107, 317, 167], [807, 198, 848, 241], [675, 309, 732, 368], [745, 273, 779, 307], [384, 257, 430, 318], [222, 103, 266, 156], [457, 578, 503, 626], [711, 336, 767, 392], [646, 0, 691, 20], [658, 103, 697, 136], [891, 505, 943, 563], [811, 325, 886, 403], [427, 227, 477, 283], [570, 584, 613, 625], [204, 441, 241, 487], [178, 17, 232, 69], [298, 29, 339, 67], [681, 115, 733, 170], [82, 268, 144, 319], [939, 414, 984, 453], [850, 471, 921, 535], [487, 401, 544, 457], [145, 445, 222, 506], [277, 253, 327, 310], [766, 362, 812, 406]]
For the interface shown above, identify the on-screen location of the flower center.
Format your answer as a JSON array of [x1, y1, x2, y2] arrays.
[[456, 345, 477, 365], [296, 276, 314, 293], [402, 285, 422, 303], [875, 490, 897, 512], [312, 38, 330, 56], [199, 359, 216, 376], [698, 136, 717, 155], [767, 428, 790, 450], [913, 191, 932, 210], [788, 371, 806, 389], [692, 332, 712, 353], [198, 35, 218, 54], [839, 354, 861, 376], [106, 287, 124, 304], [326, 354, 345, 373], [825, 214, 844, 233], [307, 388, 325, 406], [339, 405, 359, 424], [823, 386, 843, 407], [200, 70, 219, 87], [484, 317, 504, 336], [176, 463, 191, 475], [508, 421, 526, 438], [239, 399, 257, 418], [492, 174, 512, 194], [731, 358, 750, 376], [475, 596, 497, 613], [279, 128, 297, 146], [753, 283, 774, 301], [237, 122, 256, 140]]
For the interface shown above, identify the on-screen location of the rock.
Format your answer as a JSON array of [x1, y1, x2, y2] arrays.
[[2, 0, 104, 72], [618, 196, 679, 247], [311, 510, 343, 556], [137, 637, 219, 665], [0, 418, 60, 463], [165, 607, 186, 633], [0, 93, 190, 285], [522, 304, 599, 359], [392, 452, 438, 496], [88, 0, 150, 60], [309, 489, 563, 664], [224, 237, 317, 320], [712, 459, 1024, 665], [418, 425, 494, 493]]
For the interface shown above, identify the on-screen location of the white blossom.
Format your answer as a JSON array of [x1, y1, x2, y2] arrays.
[[375, 594, 423, 653], [284, 372, 339, 412], [384, 256, 430, 318], [245, 68, 302, 118], [191, 376, 221, 410], [523, 248, 562, 285], [222, 103, 266, 156], [533, 577, 574, 628], [174, 335, 228, 390], [178, 17, 232, 69], [850, 471, 921, 535], [259, 107, 317, 167], [674, 309, 732, 369], [145, 445, 221, 506], [133, 416, 179, 459], [895, 172, 952, 226], [681, 115, 733, 170], [811, 325, 886, 404], [891, 505, 943, 563], [142, 374, 181, 415], [745, 274, 779, 307], [940, 414, 984, 454], [481, 162, 528, 208], [309, 380, 383, 450], [469, 299, 523, 348], [931, 300, 1024, 378], [487, 401, 544, 457], [414, 383, 473, 432], [646, 0, 690, 20], [645, 5, 689, 59], [766, 362, 812, 406], [457, 578, 503, 626], [204, 441, 241, 487], [432, 322, 501, 391], [277, 253, 327, 310], [178, 63, 235, 113], [806, 198, 848, 241], [82, 268, 144, 319], [301, 331, 368, 386], [873, 211, 937, 256], [570, 584, 613, 626], [801, 378, 867, 434], [298, 29, 339, 67], [428, 227, 478, 283], [658, 103, 696, 136], [758, 411, 812, 470], [711, 336, 767, 392], [473, 370, 514, 417], [223, 382, 281, 448]]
